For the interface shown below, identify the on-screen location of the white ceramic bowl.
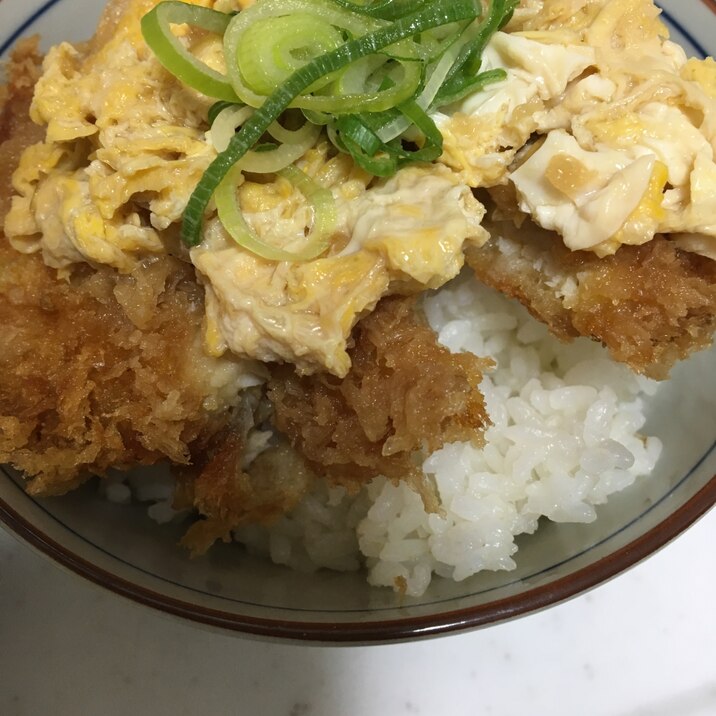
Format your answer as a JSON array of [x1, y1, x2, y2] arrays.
[[1, 0, 715, 643]]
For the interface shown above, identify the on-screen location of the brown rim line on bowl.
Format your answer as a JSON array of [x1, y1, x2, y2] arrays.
[[1, 472, 715, 643]]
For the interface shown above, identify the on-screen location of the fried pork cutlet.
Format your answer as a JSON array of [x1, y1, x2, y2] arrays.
[[268, 295, 492, 512], [466, 208, 716, 380], [176, 431, 315, 555], [0, 40, 242, 496], [172, 295, 492, 556], [5, 0, 711, 558]]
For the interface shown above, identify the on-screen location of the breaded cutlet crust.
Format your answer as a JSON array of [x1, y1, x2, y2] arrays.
[[466, 215, 716, 380], [268, 295, 492, 511], [0, 39, 233, 495]]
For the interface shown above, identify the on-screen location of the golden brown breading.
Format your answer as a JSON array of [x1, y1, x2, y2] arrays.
[[0, 241, 238, 495], [466, 211, 716, 379], [180, 295, 492, 553], [267, 296, 492, 510], [177, 431, 314, 556], [0, 39, 44, 220], [0, 41, 235, 496]]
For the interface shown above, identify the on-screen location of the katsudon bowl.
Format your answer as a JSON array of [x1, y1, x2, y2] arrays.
[[0, 0, 715, 643]]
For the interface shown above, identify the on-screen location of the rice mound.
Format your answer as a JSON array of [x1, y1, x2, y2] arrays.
[[105, 279, 663, 596], [232, 279, 662, 596]]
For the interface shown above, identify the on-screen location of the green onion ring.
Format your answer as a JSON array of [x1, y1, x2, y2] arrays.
[[141, 1, 238, 101], [214, 164, 337, 262]]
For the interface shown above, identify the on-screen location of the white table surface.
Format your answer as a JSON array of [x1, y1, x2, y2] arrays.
[[1, 509, 715, 716]]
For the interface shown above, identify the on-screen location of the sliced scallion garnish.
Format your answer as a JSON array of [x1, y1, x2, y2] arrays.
[[434, 0, 517, 105], [181, 0, 484, 247], [141, 1, 239, 101], [142, 0, 516, 258], [214, 164, 337, 261], [223, 0, 424, 114], [330, 0, 433, 22]]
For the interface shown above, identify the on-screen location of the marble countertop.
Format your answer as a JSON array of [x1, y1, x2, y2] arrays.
[[1, 510, 715, 716]]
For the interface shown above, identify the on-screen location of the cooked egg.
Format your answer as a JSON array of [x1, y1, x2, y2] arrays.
[[431, 31, 595, 187], [511, 130, 664, 254], [192, 164, 487, 376], [506, 0, 716, 258], [5, 0, 217, 271]]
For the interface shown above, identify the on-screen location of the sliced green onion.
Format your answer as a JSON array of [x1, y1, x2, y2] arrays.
[[237, 134, 321, 172], [224, 1, 423, 114], [373, 20, 475, 142], [433, 67, 507, 107], [223, 0, 387, 108], [209, 105, 322, 172], [210, 105, 255, 152], [330, 0, 433, 21], [266, 115, 321, 145], [328, 55, 392, 96], [208, 100, 239, 126], [214, 164, 337, 262], [338, 132, 397, 176], [434, 0, 517, 105], [320, 3, 510, 165], [335, 97, 442, 175], [335, 114, 384, 156], [236, 13, 345, 97], [394, 100, 442, 163], [141, 1, 238, 101], [301, 109, 332, 126], [182, 0, 483, 247]]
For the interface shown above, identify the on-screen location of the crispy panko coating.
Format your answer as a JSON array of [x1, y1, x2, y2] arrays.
[[267, 296, 492, 510], [0, 40, 44, 220], [0, 40, 238, 496], [466, 208, 716, 379], [181, 295, 491, 552], [177, 429, 314, 556]]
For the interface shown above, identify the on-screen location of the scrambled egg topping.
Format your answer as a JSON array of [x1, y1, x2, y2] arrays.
[[193, 156, 486, 375], [430, 0, 716, 258], [432, 31, 596, 186], [504, 0, 716, 257], [5, 0, 716, 377], [6, 0, 217, 272]]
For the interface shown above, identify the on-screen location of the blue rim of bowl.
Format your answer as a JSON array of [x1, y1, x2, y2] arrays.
[[0, 0, 65, 57], [0, 0, 715, 643]]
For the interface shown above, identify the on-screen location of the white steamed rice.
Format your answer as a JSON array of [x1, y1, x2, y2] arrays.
[[103, 278, 663, 597]]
